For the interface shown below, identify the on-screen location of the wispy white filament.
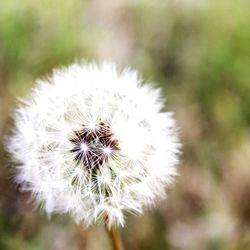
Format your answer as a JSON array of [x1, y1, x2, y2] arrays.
[[7, 62, 180, 227]]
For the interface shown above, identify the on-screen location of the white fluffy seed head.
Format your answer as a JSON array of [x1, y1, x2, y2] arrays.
[[7, 61, 180, 227]]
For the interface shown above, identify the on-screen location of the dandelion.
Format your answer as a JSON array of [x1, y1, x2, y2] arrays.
[[7, 61, 180, 250]]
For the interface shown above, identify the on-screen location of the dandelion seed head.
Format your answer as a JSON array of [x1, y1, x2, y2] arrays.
[[7, 61, 180, 226]]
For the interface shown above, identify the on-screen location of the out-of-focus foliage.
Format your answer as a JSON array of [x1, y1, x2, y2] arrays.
[[1, 0, 250, 249]]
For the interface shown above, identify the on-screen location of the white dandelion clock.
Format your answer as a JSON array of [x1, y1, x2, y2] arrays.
[[7, 62, 180, 231]]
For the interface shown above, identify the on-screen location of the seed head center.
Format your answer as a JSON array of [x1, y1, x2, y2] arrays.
[[70, 122, 119, 172]]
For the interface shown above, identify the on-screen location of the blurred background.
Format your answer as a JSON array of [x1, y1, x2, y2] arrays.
[[1, 0, 250, 249]]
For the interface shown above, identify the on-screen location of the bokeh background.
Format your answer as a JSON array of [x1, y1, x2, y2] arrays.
[[1, 0, 250, 249]]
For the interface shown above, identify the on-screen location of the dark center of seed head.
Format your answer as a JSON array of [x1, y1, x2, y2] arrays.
[[70, 122, 119, 172]]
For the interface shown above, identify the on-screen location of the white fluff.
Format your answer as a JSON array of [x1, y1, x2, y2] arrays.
[[7, 61, 180, 227]]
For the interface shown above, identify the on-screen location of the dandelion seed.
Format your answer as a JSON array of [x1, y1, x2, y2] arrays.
[[103, 147, 112, 156]]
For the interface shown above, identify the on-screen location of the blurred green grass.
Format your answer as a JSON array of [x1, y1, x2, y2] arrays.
[[1, 0, 250, 249]]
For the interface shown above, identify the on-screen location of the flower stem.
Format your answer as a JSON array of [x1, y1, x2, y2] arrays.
[[105, 223, 124, 250]]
